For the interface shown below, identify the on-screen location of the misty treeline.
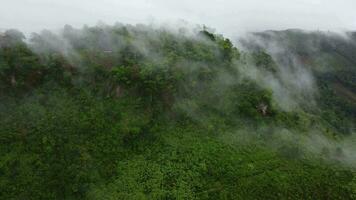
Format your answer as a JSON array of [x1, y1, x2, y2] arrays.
[[0, 23, 355, 199]]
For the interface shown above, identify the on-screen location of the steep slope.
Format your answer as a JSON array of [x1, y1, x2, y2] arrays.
[[240, 29, 356, 134], [0, 25, 355, 199]]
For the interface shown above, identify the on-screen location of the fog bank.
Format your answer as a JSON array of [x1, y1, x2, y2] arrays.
[[1, 0, 356, 36]]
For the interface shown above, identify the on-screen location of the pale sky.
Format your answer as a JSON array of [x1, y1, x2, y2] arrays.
[[1, 0, 355, 36]]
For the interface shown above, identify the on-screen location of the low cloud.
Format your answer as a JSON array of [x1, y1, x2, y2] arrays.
[[1, 0, 356, 36]]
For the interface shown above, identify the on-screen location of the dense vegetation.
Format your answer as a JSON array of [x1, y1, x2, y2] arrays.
[[0, 24, 355, 199], [243, 29, 356, 134]]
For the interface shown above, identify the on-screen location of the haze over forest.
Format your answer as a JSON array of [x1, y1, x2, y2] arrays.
[[0, 1, 356, 199]]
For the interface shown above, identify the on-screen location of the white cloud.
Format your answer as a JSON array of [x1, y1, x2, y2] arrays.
[[1, 0, 355, 36]]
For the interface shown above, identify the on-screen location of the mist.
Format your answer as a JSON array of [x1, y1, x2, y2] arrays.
[[1, 0, 356, 36], [1, 3, 356, 196]]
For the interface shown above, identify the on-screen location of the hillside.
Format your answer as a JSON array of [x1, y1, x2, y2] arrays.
[[240, 29, 356, 133], [0, 24, 355, 199]]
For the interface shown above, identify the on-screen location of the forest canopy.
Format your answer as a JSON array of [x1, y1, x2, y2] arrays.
[[0, 24, 355, 199]]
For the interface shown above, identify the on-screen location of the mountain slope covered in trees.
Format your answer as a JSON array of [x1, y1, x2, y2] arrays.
[[0, 24, 355, 199]]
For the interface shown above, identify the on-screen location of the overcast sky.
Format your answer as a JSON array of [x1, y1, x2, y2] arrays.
[[1, 0, 356, 36]]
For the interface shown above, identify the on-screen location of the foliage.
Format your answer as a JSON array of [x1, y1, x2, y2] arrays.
[[0, 25, 355, 199]]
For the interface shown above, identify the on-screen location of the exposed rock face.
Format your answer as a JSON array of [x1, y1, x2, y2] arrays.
[[10, 75, 16, 86], [257, 103, 268, 116], [115, 85, 123, 98]]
